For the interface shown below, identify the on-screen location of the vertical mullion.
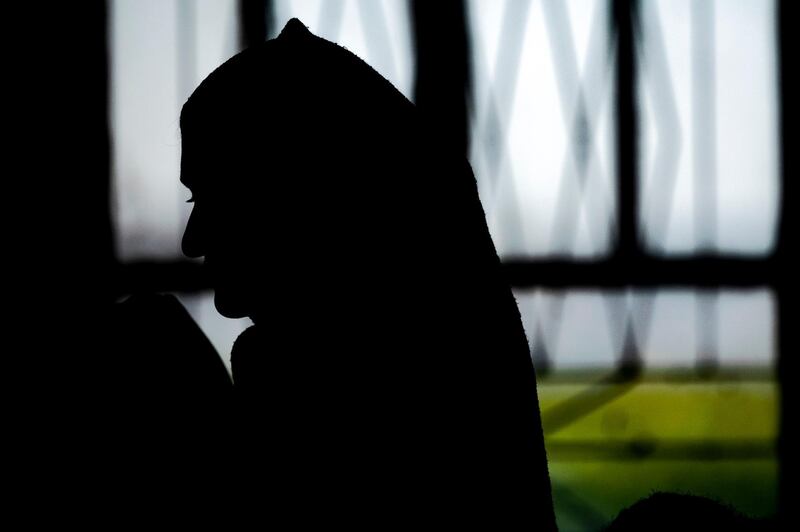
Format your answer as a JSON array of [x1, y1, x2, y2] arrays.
[[410, 0, 472, 157], [239, 0, 272, 49], [612, 0, 640, 261]]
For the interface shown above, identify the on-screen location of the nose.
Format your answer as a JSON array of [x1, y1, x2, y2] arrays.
[[182, 208, 205, 258]]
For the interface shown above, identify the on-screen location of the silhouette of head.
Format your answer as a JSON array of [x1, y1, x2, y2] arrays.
[[179, 18, 422, 321], [179, 19, 555, 527]]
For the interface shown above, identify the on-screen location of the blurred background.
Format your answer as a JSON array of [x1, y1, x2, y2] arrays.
[[71, 0, 792, 529]]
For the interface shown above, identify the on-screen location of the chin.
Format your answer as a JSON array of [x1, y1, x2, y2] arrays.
[[213, 290, 250, 319]]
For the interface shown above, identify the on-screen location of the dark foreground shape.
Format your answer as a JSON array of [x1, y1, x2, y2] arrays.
[[606, 492, 770, 532], [179, 18, 556, 529]]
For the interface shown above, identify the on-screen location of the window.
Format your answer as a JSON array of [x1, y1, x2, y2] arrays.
[[110, 1, 784, 527]]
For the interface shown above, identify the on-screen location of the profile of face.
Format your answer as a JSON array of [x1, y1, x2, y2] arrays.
[[176, 18, 414, 324], [181, 195, 242, 319], [180, 139, 263, 321]]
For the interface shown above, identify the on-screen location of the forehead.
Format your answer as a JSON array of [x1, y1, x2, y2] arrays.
[[179, 128, 225, 190], [179, 146, 197, 189], [179, 104, 230, 189], [179, 150, 195, 188], [180, 133, 261, 198], [179, 117, 200, 189]]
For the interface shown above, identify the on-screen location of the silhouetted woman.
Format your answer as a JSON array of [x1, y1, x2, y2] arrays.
[[179, 18, 555, 529]]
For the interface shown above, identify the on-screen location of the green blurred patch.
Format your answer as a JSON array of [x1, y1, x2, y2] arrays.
[[536, 373, 777, 531]]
